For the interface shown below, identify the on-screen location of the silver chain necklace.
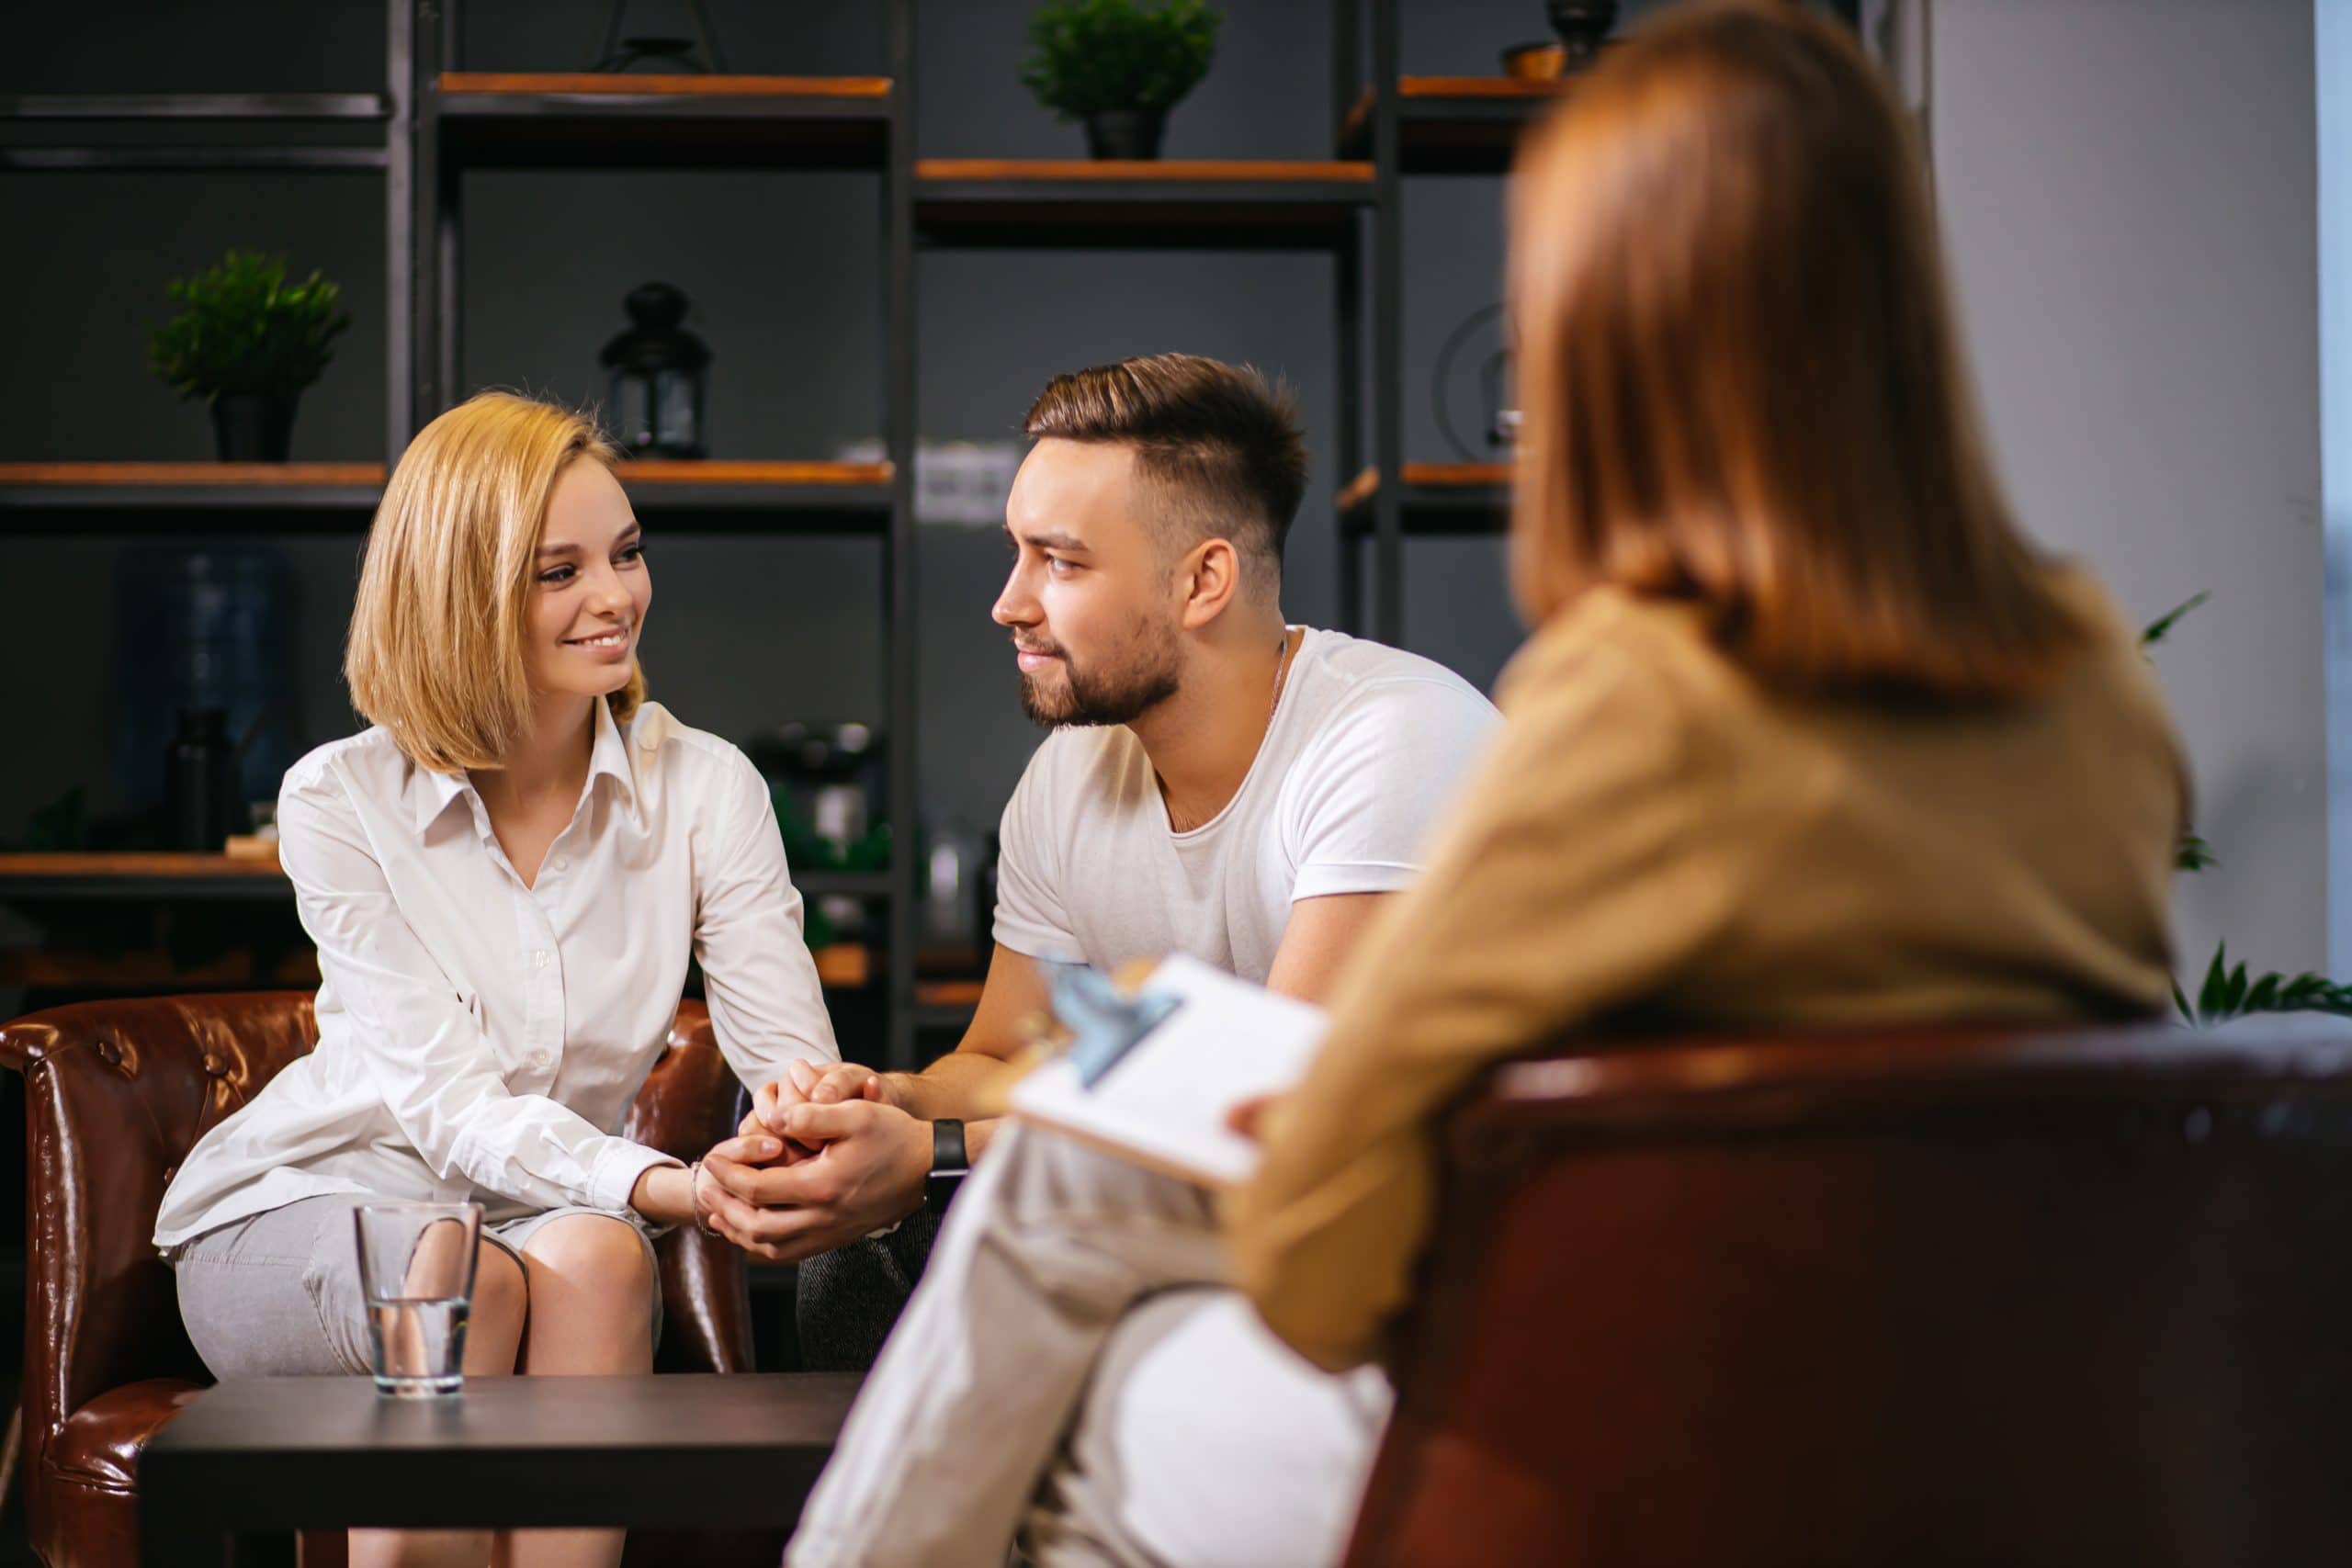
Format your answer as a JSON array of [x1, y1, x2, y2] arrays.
[[1267, 628, 1296, 727]]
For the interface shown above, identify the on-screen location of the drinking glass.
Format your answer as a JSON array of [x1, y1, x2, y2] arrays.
[[353, 1202, 482, 1397]]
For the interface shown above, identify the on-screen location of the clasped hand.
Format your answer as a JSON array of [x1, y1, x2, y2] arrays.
[[691, 1061, 931, 1262]]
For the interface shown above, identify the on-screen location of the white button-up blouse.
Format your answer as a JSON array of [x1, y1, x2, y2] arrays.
[[153, 697, 841, 1249]]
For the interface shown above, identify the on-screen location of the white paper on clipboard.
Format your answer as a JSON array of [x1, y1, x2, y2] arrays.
[[1007, 954, 1330, 1189]]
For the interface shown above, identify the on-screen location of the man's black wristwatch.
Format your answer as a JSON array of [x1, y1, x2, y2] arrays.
[[924, 1119, 970, 1215]]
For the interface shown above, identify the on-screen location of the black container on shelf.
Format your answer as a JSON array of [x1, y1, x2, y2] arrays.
[[167, 707, 241, 852], [116, 547, 301, 830], [209, 394, 297, 461]]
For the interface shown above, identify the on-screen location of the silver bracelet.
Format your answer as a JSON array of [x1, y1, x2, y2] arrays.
[[686, 1159, 721, 1238]]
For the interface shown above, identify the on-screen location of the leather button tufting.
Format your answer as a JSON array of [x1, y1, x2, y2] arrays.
[[200, 1054, 227, 1077], [92, 1041, 119, 1066]]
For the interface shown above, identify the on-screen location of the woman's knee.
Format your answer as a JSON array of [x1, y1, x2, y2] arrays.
[[521, 1213, 656, 1301]]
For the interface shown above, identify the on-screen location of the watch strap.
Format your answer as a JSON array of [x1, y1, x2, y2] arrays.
[[925, 1118, 970, 1214]]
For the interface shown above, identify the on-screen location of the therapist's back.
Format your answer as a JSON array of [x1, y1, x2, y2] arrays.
[[1228, 0, 2188, 1372]]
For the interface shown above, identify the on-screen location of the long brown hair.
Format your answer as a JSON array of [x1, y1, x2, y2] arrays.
[[1510, 0, 2078, 699]]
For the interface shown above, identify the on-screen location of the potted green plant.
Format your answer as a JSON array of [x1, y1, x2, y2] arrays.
[[1020, 0, 1222, 161], [148, 250, 351, 462], [2137, 592, 2352, 1025]]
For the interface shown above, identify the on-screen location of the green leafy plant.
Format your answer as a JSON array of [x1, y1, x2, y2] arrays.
[[2141, 594, 2340, 1023], [2178, 943, 2352, 1027], [148, 250, 351, 402], [1020, 0, 1222, 118]]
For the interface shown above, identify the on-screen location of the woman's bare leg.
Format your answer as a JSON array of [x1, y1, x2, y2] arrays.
[[493, 1214, 658, 1568], [350, 1238, 528, 1568]]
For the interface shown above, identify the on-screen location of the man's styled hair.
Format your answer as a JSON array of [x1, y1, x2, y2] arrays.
[[345, 390, 641, 773], [1023, 354, 1308, 586]]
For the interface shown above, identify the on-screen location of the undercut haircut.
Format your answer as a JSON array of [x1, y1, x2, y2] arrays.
[[1023, 354, 1308, 589]]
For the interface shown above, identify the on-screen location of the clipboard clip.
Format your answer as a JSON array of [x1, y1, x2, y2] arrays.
[[1045, 963, 1182, 1089]]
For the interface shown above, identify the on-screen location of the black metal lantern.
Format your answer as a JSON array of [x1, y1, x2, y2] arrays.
[[1547, 1, 1619, 63], [600, 282, 709, 458]]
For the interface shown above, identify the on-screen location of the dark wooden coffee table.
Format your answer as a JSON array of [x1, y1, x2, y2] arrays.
[[141, 1371, 861, 1564]]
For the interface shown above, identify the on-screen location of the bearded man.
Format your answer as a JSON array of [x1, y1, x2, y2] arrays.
[[701, 354, 1499, 1371]]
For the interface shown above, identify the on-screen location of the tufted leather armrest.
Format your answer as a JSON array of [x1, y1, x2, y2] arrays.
[[626, 1001, 755, 1373], [0, 991, 758, 1568]]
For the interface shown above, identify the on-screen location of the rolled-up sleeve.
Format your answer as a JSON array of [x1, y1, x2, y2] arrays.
[[279, 768, 678, 1214], [1221, 631, 1735, 1371], [692, 751, 841, 1086]]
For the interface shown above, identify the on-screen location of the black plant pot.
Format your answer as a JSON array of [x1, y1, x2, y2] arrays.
[[210, 394, 298, 462], [1546, 0, 1619, 62], [1084, 109, 1166, 161]]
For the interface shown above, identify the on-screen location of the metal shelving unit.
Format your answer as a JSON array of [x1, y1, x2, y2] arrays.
[[1336, 5, 1572, 640], [0, 0, 1573, 1063], [406, 0, 924, 1066]]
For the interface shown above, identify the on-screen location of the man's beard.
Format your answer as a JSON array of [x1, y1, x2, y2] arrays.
[[1017, 626, 1182, 728]]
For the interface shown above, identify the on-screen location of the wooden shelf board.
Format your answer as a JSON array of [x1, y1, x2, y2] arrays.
[[1339, 463, 1511, 536], [916, 161, 1372, 250], [0, 93, 390, 121], [0, 853, 295, 903], [0, 950, 322, 989], [0, 462, 385, 486], [913, 978, 985, 1010], [1338, 78, 1573, 168], [439, 73, 889, 100], [615, 460, 891, 486], [0, 461, 893, 532], [1400, 78, 1568, 101], [3, 942, 873, 991], [916, 159, 1370, 184], [1338, 462, 1511, 509], [435, 75, 891, 171], [0, 855, 895, 906], [0, 462, 387, 528], [0, 852, 287, 879]]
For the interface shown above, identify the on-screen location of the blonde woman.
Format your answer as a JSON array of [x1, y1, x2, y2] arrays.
[[786, 5, 2186, 1565], [155, 391, 838, 1568]]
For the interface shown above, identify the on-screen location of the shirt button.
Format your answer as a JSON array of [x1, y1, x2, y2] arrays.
[[552, 856, 569, 872], [532, 1050, 552, 1068], [534, 950, 548, 968]]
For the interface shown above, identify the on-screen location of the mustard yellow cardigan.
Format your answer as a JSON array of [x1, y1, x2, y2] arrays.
[[1225, 573, 2187, 1371]]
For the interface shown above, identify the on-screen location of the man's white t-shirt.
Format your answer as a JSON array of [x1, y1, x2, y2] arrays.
[[991, 627, 1501, 982]]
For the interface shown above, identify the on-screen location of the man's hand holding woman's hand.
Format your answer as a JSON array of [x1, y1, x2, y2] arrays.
[[699, 1061, 933, 1262], [735, 1059, 913, 1146]]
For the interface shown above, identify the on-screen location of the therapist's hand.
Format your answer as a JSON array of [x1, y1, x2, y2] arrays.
[[699, 1100, 932, 1263], [1226, 1093, 1283, 1143]]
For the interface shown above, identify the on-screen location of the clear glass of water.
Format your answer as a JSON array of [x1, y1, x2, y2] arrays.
[[353, 1201, 482, 1398]]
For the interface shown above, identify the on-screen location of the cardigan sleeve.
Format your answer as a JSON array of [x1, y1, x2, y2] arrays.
[[1221, 621, 1738, 1371]]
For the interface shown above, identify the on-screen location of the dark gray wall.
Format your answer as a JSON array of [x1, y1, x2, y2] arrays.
[[0, 0, 1855, 852]]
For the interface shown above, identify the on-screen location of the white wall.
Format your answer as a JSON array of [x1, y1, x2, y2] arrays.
[[2320, 0, 2352, 977], [1932, 0, 2324, 981]]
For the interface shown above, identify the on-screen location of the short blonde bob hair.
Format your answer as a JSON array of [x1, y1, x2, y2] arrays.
[[345, 390, 642, 773], [1509, 0, 2080, 700]]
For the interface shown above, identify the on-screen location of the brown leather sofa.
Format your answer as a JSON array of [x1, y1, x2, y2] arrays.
[[0, 992, 757, 1568], [1345, 1021, 2352, 1567]]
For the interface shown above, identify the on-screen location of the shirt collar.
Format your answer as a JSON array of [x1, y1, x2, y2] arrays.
[[409, 697, 639, 834], [413, 759, 472, 834], [587, 694, 640, 818]]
